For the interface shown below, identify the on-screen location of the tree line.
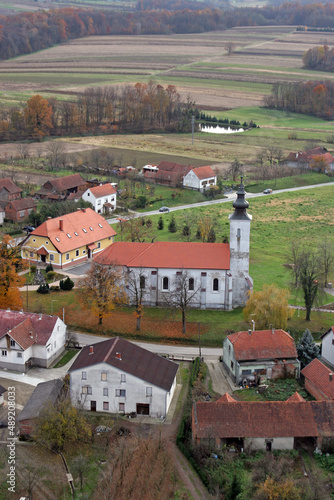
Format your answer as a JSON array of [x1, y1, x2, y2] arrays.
[[0, 83, 196, 141], [3, 3, 334, 60], [264, 80, 334, 120], [303, 45, 334, 72]]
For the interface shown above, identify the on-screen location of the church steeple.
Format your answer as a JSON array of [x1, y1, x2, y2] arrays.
[[230, 177, 251, 220]]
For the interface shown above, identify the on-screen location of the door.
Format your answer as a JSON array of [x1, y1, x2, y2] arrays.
[[136, 403, 149, 415], [91, 400, 96, 412]]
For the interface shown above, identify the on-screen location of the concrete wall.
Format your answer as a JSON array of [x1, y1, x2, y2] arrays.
[[245, 436, 294, 451]]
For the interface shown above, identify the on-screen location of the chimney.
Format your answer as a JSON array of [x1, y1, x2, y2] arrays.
[[272, 327, 275, 334], [330, 373, 333, 382], [116, 352, 122, 360], [89, 346, 94, 355], [59, 219, 64, 231], [47, 216, 52, 220], [248, 329, 252, 335], [39, 313, 42, 320]]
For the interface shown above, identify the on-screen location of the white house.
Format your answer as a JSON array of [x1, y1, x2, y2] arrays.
[[94, 179, 252, 309], [0, 309, 66, 372], [82, 184, 117, 214], [0, 208, 4, 225], [321, 326, 334, 367], [69, 337, 178, 417], [183, 166, 217, 191]]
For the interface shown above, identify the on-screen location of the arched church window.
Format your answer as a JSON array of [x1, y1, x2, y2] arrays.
[[162, 277, 169, 290], [213, 278, 219, 291], [189, 278, 194, 291]]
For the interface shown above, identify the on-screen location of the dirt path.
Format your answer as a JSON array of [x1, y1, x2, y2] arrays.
[[207, 359, 234, 395]]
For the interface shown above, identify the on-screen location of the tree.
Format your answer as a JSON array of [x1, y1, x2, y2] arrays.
[[164, 270, 200, 334], [0, 235, 26, 310], [59, 276, 74, 291], [45, 140, 67, 171], [197, 215, 216, 242], [157, 216, 164, 230], [71, 454, 90, 492], [78, 263, 126, 324], [317, 238, 334, 287], [243, 285, 291, 330], [24, 95, 53, 139], [118, 215, 155, 242], [17, 462, 45, 500], [168, 214, 177, 233], [229, 158, 243, 182], [296, 328, 320, 369], [125, 268, 147, 331], [310, 154, 329, 172], [298, 250, 319, 321], [255, 476, 302, 500], [224, 41, 236, 56]]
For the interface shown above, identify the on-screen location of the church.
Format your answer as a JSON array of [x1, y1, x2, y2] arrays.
[[94, 179, 252, 310]]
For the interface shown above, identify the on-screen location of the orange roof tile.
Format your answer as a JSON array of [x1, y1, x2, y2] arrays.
[[47, 173, 86, 193], [94, 241, 230, 270], [28, 208, 116, 254], [216, 393, 236, 403], [301, 358, 334, 400], [88, 184, 117, 198], [227, 329, 297, 361], [191, 166, 216, 180], [286, 392, 306, 402]]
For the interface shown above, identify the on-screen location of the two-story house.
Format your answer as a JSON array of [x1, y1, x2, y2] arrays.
[[82, 183, 117, 214]]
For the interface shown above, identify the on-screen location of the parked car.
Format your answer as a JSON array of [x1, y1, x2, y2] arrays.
[[263, 189, 273, 194], [159, 206, 170, 213], [22, 225, 35, 233]]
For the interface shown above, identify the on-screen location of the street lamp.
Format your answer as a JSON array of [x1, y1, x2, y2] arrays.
[[51, 300, 58, 316]]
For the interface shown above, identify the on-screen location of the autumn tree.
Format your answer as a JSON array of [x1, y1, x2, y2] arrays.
[[164, 270, 200, 333], [24, 95, 53, 139], [197, 215, 217, 243], [243, 284, 291, 330], [310, 154, 329, 173], [78, 263, 126, 324], [118, 215, 155, 242], [0, 235, 26, 310]]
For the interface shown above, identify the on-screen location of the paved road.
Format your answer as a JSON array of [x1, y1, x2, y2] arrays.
[[107, 182, 334, 224]]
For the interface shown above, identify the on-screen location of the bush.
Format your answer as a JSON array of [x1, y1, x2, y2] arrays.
[[45, 263, 54, 273], [288, 132, 298, 140], [50, 285, 60, 292], [30, 265, 37, 273], [157, 216, 164, 230], [46, 271, 57, 280], [59, 276, 74, 291], [37, 283, 50, 294], [168, 215, 177, 233]]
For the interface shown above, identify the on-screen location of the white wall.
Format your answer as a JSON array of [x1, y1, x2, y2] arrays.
[[322, 329, 334, 366], [245, 436, 294, 451], [183, 170, 200, 190], [82, 187, 117, 214], [229, 214, 252, 307]]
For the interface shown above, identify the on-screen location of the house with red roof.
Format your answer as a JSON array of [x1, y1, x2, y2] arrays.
[[302, 358, 334, 401], [321, 326, 334, 367], [5, 197, 37, 222], [286, 147, 334, 171], [0, 178, 22, 209], [21, 207, 116, 269], [82, 183, 117, 214], [0, 309, 66, 372], [183, 166, 217, 192], [222, 329, 300, 385], [94, 179, 253, 309], [143, 161, 192, 187], [69, 337, 178, 417], [192, 392, 334, 452], [36, 173, 87, 201]]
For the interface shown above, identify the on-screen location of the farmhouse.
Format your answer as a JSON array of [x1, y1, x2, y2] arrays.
[[94, 179, 253, 309], [222, 329, 300, 384], [0, 309, 66, 372], [286, 147, 334, 171], [143, 160, 192, 187], [36, 173, 87, 200], [69, 337, 178, 417], [5, 197, 37, 222], [192, 393, 334, 452], [302, 358, 334, 401], [21, 207, 116, 269], [82, 183, 117, 214], [0, 178, 22, 207], [321, 326, 334, 367], [183, 166, 217, 191]]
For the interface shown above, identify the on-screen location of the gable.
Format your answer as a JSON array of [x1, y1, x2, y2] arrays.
[[227, 329, 297, 360]]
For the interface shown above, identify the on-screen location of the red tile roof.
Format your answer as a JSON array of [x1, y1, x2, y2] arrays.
[[0, 310, 58, 348], [191, 166, 216, 180], [88, 184, 117, 198], [69, 337, 178, 392], [0, 178, 22, 194], [286, 392, 306, 402], [6, 198, 37, 211], [94, 241, 230, 270], [44, 173, 86, 193], [193, 395, 334, 439], [287, 147, 334, 163], [28, 208, 116, 254], [227, 329, 297, 361], [302, 358, 334, 400]]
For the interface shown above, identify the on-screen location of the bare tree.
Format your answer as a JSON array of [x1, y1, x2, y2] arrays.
[[225, 41, 236, 56], [165, 270, 200, 334], [291, 248, 320, 321], [46, 141, 67, 171], [317, 238, 334, 287], [71, 454, 90, 492], [17, 462, 45, 500], [125, 268, 147, 331], [229, 158, 243, 182], [118, 215, 155, 243]]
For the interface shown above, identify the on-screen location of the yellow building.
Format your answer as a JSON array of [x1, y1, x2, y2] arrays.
[[22, 208, 116, 269]]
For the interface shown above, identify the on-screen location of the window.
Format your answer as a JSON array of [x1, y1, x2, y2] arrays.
[[67, 233, 71, 238], [116, 389, 126, 397], [32, 239, 36, 243], [140, 276, 146, 289], [30, 252, 34, 258], [162, 277, 169, 290], [82, 386, 92, 395], [82, 371, 86, 380], [45, 241, 49, 245], [66, 253, 70, 261], [55, 237, 60, 242], [1, 350, 7, 357], [76, 250, 79, 257], [189, 278, 194, 291], [83, 228, 87, 233], [231, 361, 234, 369], [97, 200, 101, 205], [98, 223, 103, 228], [83, 250, 86, 254], [146, 387, 152, 397], [101, 372, 107, 381], [87, 192, 90, 196], [103, 388, 108, 396], [10, 340, 15, 347], [121, 374, 126, 383], [103, 402, 109, 410], [17, 352, 22, 358], [74, 232, 78, 236], [97, 242, 101, 249], [89, 227, 93, 231], [213, 278, 219, 291], [19, 210, 25, 217], [119, 403, 125, 412]]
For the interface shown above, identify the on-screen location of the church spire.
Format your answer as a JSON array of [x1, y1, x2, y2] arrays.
[[231, 177, 251, 220]]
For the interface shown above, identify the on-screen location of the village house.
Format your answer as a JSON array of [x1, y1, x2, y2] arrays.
[[69, 337, 178, 417], [36, 173, 87, 201], [143, 160, 192, 187], [0, 385, 6, 405], [0, 178, 22, 208], [5, 197, 37, 223], [94, 179, 253, 309], [18, 379, 64, 436], [0, 309, 66, 372], [21, 207, 116, 269], [222, 329, 300, 385], [183, 166, 217, 192], [302, 358, 334, 401], [192, 392, 334, 452], [82, 183, 117, 214], [321, 326, 334, 367], [286, 147, 334, 171]]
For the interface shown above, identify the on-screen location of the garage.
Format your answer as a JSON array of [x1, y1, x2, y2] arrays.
[[136, 403, 150, 415]]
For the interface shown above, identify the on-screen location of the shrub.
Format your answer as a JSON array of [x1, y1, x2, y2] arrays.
[[168, 215, 177, 233], [59, 276, 74, 291], [45, 263, 54, 273], [37, 283, 50, 294], [46, 271, 57, 280], [157, 216, 164, 230], [30, 265, 37, 273], [288, 132, 298, 140]]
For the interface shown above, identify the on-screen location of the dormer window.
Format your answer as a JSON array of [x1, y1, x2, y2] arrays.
[[67, 234, 71, 238], [89, 227, 93, 231], [55, 237, 60, 242], [83, 228, 87, 233], [74, 232, 78, 236], [98, 223, 103, 228]]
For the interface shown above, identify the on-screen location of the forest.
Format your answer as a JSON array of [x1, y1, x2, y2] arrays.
[[264, 80, 334, 120], [0, 83, 197, 141], [2, 3, 334, 60], [303, 45, 334, 72]]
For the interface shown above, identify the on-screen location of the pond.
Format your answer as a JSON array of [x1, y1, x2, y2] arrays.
[[199, 124, 245, 134]]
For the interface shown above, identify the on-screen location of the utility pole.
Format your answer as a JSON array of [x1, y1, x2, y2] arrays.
[[191, 114, 195, 145], [198, 322, 201, 359]]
